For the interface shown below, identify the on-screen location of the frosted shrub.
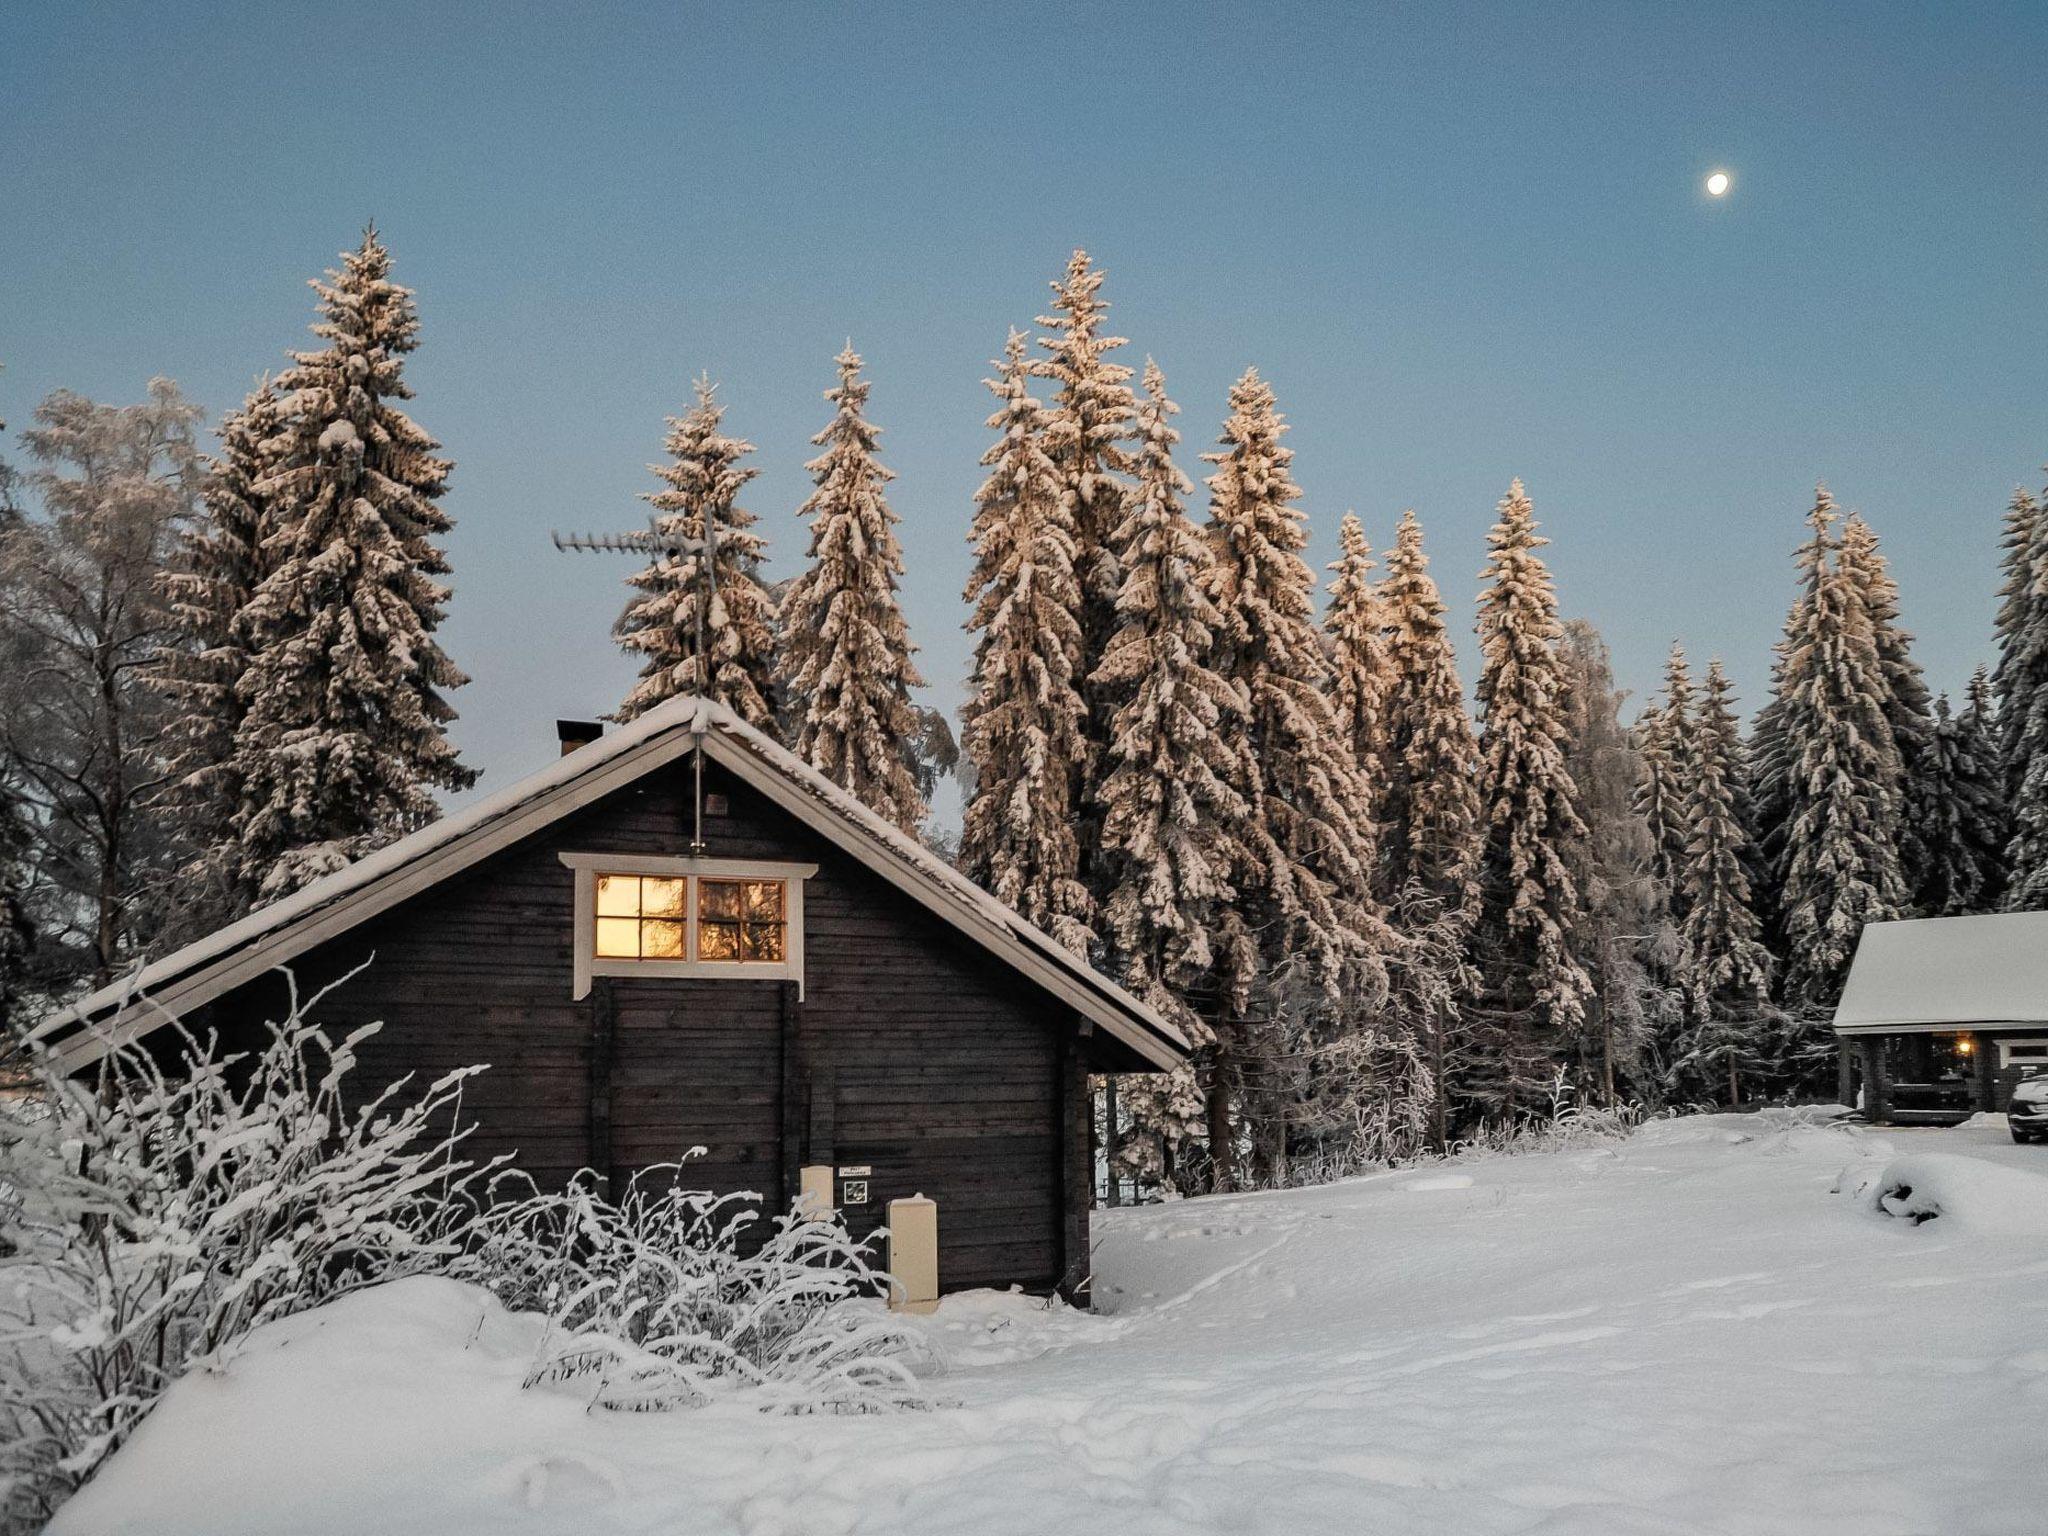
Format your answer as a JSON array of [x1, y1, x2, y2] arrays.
[[1454, 1068, 1645, 1158], [0, 973, 496, 1532], [454, 1166, 932, 1415]]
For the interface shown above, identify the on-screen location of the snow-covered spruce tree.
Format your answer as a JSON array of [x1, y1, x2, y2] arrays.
[[0, 764, 32, 1038], [1033, 250, 1137, 904], [1915, 669, 2007, 915], [1200, 368, 1392, 1186], [155, 380, 283, 928], [1632, 644, 1695, 909], [1994, 481, 2048, 908], [1375, 508, 1482, 1148], [1470, 481, 1593, 1122], [615, 377, 779, 730], [1378, 510, 1483, 906], [775, 346, 925, 832], [1673, 661, 1777, 1106], [958, 331, 1093, 954], [1091, 360, 1253, 1194], [1838, 512, 1933, 904], [230, 231, 475, 903], [1771, 488, 1906, 1036], [1325, 513, 1395, 821], [1558, 620, 1667, 1106]]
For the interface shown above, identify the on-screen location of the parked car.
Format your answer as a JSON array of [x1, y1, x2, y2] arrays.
[[2011, 1069, 2048, 1144]]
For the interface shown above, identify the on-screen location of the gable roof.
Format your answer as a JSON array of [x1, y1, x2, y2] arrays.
[[33, 696, 1190, 1074], [1833, 910, 2048, 1034]]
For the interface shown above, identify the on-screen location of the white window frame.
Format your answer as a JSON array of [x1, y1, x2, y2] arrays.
[[560, 853, 816, 1000], [1997, 1038, 2048, 1069]]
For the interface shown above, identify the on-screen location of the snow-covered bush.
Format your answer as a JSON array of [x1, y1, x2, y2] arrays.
[[0, 971, 497, 1532], [1452, 1068, 1646, 1159], [0, 975, 931, 1531], [452, 1166, 932, 1415]]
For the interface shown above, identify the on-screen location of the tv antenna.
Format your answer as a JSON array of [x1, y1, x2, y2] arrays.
[[552, 510, 721, 851]]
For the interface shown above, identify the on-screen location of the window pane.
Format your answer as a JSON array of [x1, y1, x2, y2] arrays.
[[699, 920, 740, 961], [743, 922, 785, 962], [642, 919, 685, 959], [641, 877, 685, 918], [699, 879, 742, 921], [596, 874, 641, 917], [595, 916, 641, 957], [744, 881, 784, 920]]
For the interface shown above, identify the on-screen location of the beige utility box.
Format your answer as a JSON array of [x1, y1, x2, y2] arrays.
[[797, 1164, 834, 1220], [886, 1195, 939, 1314]]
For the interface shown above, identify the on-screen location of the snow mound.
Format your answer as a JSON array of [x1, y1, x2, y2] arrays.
[[1843, 1153, 2048, 1235]]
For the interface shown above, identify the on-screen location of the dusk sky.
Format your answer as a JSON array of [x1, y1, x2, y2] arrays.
[[5, 1, 2044, 808]]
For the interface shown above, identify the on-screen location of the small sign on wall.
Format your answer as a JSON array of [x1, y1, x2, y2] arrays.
[[837, 1165, 872, 1177], [841, 1180, 870, 1205]]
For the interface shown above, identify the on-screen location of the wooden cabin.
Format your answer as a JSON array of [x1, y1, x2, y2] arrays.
[[1832, 911, 2048, 1125], [37, 697, 1188, 1298]]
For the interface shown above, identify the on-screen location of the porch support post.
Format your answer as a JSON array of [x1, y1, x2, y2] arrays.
[[1057, 1027, 1092, 1306], [1859, 1036, 1890, 1123], [1836, 1038, 1855, 1107]]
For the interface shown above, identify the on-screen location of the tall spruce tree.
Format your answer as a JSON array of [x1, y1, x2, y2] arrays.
[[959, 332, 1093, 954], [1200, 368, 1390, 1185], [614, 378, 778, 729], [1378, 509, 1482, 906], [1674, 661, 1776, 1105], [231, 231, 474, 902], [1325, 513, 1395, 817], [156, 379, 282, 925], [1034, 250, 1137, 910], [1916, 669, 2007, 915], [1771, 487, 1906, 1026], [776, 346, 925, 832], [1093, 360, 1252, 1193], [1632, 644, 1695, 909], [1470, 480, 1593, 1119], [1376, 509, 1483, 1147], [1838, 512, 1932, 903], [1994, 480, 2048, 908]]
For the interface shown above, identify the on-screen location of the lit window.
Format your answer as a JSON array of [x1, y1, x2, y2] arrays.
[[560, 855, 814, 998]]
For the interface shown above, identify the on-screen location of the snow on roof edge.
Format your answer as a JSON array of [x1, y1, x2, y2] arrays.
[[1832, 909, 2048, 1032], [36, 695, 1188, 1062]]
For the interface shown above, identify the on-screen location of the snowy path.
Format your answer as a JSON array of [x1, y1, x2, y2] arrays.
[[56, 1112, 2048, 1535]]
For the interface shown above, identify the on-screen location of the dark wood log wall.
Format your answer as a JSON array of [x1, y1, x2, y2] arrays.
[[195, 756, 1129, 1294]]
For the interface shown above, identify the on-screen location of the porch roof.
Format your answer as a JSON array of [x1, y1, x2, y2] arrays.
[[1833, 910, 2048, 1035]]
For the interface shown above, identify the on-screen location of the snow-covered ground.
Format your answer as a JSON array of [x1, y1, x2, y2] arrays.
[[54, 1111, 2048, 1536]]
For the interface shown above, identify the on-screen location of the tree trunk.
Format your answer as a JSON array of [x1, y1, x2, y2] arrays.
[[1205, 1046, 1235, 1193]]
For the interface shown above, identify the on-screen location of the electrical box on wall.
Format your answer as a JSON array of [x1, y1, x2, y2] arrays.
[[887, 1195, 938, 1314]]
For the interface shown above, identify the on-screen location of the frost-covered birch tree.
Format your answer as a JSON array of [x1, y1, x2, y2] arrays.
[[776, 347, 925, 832], [1091, 360, 1250, 1192], [230, 231, 476, 902], [1201, 368, 1390, 1184], [155, 380, 282, 927], [959, 332, 1093, 954], [1915, 669, 2007, 916], [0, 381, 202, 986], [1674, 661, 1776, 1105], [1470, 480, 1592, 1120], [1558, 620, 1666, 1105], [1770, 488, 1906, 1026], [615, 377, 779, 730]]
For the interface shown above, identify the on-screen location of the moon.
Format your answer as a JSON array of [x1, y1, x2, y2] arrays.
[[1705, 170, 1731, 197]]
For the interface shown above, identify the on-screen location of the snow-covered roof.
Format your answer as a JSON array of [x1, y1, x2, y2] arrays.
[[1833, 911, 2048, 1034], [35, 696, 1190, 1073]]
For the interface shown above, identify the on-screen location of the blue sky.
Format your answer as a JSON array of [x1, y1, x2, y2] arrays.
[[4, 2, 2044, 804]]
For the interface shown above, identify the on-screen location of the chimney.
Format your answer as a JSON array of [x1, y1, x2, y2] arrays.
[[557, 719, 603, 757]]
